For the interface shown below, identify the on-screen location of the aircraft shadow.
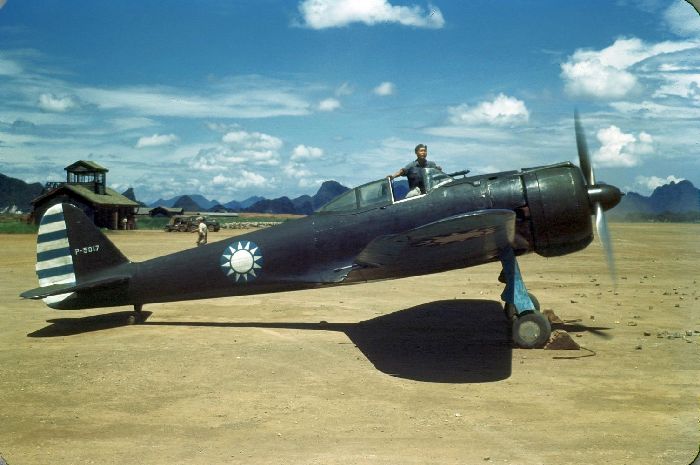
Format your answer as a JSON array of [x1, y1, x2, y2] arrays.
[[28, 300, 515, 383], [342, 299, 513, 383], [27, 300, 612, 383], [28, 311, 154, 338]]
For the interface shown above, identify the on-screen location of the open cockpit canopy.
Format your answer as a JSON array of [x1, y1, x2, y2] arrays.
[[318, 168, 455, 213]]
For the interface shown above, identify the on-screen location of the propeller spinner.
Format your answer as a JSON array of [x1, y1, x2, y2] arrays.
[[574, 111, 623, 286]]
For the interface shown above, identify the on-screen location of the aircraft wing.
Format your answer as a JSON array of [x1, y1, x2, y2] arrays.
[[345, 209, 515, 282]]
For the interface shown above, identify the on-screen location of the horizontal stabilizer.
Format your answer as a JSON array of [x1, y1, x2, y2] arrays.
[[21, 275, 130, 300]]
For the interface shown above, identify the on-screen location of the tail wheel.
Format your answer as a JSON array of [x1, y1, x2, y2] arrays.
[[512, 312, 551, 349]]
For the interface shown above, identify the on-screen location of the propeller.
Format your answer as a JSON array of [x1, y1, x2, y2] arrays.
[[574, 111, 623, 287]]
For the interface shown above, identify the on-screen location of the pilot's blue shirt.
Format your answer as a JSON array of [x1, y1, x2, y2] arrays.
[[403, 160, 438, 192], [403, 160, 438, 172]]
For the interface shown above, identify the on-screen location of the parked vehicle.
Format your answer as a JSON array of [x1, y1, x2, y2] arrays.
[[163, 215, 220, 232]]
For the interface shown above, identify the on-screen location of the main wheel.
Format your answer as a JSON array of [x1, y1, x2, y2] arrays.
[[528, 293, 540, 311], [512, 312, 551, 349]]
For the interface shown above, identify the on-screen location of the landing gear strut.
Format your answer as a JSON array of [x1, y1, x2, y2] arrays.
[[127, 303, 145, 325], [500, 248, 551, 349]]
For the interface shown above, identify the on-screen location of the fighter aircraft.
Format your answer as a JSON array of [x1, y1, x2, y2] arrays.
[[21, 113, 622, 348]]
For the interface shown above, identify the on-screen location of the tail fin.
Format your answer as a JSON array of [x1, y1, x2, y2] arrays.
[[26, 203, 130, 307]]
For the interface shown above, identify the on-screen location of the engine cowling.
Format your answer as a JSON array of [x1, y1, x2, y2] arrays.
[[522, 163, 593, 257]]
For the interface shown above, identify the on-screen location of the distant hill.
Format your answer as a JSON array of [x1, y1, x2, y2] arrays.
[[244, 196, 297, 214], [223, 195, 264, 211], [311, 181, 349, 211], [7, 168, 695, 221], [122, 187, 137, 202], [646, 180, 699, 213], [150, 182, 351, 215], [609, 180, 700, 221], [0, 173, 44, 213], [121, 187, 147, 207], [150, 194, 220, 210], [244, 180, 350, 215], [172, 195, 203, 212]]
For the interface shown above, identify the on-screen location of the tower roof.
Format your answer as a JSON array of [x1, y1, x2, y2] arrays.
[[65, 160, 108, 173]]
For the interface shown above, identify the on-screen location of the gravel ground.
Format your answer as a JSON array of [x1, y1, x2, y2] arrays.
[[1, 223, 698, 465]]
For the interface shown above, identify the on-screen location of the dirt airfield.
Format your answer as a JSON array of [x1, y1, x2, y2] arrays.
[[1, 223, 698, 465]]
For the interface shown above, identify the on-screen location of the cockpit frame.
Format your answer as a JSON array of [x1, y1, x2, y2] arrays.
[[318, 168, 455, 213]]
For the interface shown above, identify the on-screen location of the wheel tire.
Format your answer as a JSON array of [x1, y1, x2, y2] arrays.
[[512, 312, 551, 349], [528, 293, 540, 311]]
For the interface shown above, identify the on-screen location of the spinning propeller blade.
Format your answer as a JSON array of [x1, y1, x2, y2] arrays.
[[574, 111, 622, 287], [575, 110, 595, 185]]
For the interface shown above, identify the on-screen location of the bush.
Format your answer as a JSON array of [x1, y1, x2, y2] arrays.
[[0, 215, 38, 234]]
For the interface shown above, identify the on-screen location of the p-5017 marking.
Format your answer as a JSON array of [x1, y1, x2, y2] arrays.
[[74, 245, 100, 255]]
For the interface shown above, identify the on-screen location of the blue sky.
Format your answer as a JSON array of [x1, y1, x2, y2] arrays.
[[1, 0, 699, 203]]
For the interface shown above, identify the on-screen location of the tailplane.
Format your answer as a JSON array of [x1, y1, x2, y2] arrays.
[[22, 203, 131, 307]]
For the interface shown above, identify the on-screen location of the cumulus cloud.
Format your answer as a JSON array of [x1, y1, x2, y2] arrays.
[[635, 174, 685, 191], [318, 98, 341, 111], [283, 161, 323, 188], [188, 129, 283, 171], [284, 162, 313, 179], [447, 94, 530, 126], [298, 0, 444, 29], [291, 144, 324, 161], [222, 130, 283, 151], [212, 170, 267, 189], [373, 81, 395, 96], [593, 125, 654, 167], [286, 145, 324, 187], [561, 37, 697, 99], [189, 147, 242, 172], [38, 93, 78, 112], [135, 133, 179, 148]]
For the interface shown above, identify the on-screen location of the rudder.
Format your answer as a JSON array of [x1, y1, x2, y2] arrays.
[[34, 203, 130, 306]]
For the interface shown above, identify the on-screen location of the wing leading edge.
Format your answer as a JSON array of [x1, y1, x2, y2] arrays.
[[344, 209, 516, 282]]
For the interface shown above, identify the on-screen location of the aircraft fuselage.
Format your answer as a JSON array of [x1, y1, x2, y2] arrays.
[[42, 162, 595, 310]]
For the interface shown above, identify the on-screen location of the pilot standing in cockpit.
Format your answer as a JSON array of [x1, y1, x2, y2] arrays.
[[388, 144, 442, 198]]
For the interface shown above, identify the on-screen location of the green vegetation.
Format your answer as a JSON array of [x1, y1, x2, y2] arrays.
[[225, 216, 298, 223], [134, 216, 170, 230], [0, 214, 303, 233], [0, 215, 38, 234], [135, 215, 300, 230]]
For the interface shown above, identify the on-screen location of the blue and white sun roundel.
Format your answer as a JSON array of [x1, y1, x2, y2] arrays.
[[220, 241, 263, 283]]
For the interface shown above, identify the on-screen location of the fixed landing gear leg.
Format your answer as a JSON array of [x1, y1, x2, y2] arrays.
[[499, 248, 550, 349], [127, 304, 145, 325]]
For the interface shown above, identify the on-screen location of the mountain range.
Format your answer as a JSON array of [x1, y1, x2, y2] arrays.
[[146, 181, 348, 215], [0, 173, 44, 213], [1, 171, 698, 219], [607, 180, 700, 220]]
